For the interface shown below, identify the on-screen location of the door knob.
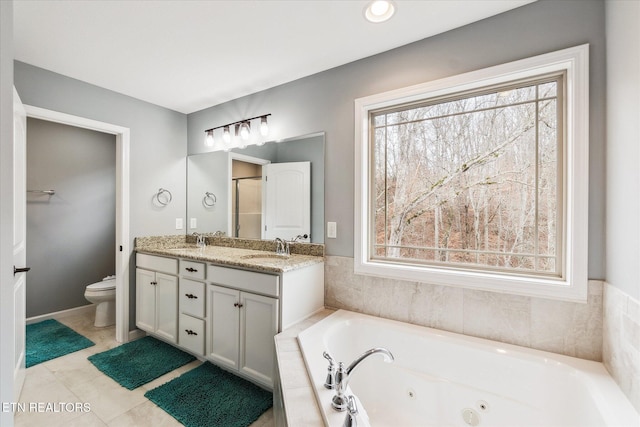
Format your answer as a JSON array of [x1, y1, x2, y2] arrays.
[[13, 266, 31, 276]]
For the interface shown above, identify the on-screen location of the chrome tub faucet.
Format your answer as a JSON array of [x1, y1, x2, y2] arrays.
[[324, 347, 394, 412]]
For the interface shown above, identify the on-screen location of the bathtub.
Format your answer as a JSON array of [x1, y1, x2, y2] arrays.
[[297, 310, 639, 427]]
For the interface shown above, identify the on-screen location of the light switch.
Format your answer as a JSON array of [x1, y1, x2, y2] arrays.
[[175, 218, 183, 230], [190, 218, 197, 229], [327, 221, 337, 238]]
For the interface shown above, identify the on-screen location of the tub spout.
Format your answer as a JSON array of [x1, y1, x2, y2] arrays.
[[331, 347, 394, 411]]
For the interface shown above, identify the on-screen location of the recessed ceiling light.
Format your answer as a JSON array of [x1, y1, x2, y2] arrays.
[[364, 0, 396, 23]]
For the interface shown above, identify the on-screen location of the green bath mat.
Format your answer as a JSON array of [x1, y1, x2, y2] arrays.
[[88, 336, 196, 390], [26, 319, 95, 368], [145, 362, 272, 427]]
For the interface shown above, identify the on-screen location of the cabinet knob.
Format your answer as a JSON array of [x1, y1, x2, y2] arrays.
[[150, 281, 157, 285], [185, 267, 198, 273], [184, 329, 197, 336], [185, 293, 197, 299], [234, 302, 244, 308]]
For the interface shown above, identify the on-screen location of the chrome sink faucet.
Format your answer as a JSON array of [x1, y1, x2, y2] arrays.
[[193, 232, 206, 248], [274, 237, 290, 256], [323, 348, 394, 412]]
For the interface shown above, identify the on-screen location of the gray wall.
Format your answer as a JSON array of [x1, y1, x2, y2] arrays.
[[14, 62, 187, 329], [26, 118, 116, 317], [187, 0, 607, 280], [605, 0, 640, 300]]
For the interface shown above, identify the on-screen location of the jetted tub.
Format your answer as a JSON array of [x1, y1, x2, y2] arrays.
[[297, 310, 639, 427]]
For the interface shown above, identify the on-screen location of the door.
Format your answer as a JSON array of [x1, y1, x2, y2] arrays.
[[207, 285, 240, 370], [12, 88, 28, 401], [240, 292, 278, 387], [263, 161, 311, 241]]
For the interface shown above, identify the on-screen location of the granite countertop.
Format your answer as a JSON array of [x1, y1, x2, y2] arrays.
[[136, 242, 324, 274]]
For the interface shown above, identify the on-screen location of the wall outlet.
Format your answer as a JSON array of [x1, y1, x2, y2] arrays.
[[190, 218, 197, 229], [327, 221, 337, 238], [175, 218, 183, 230]]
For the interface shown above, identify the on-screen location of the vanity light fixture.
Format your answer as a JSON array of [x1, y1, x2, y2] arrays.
[[204, 114, 271, 150], [364, 0, 395, 23]]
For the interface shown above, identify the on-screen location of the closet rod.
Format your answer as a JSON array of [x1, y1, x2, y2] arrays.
[[27, 190, 55, 195]]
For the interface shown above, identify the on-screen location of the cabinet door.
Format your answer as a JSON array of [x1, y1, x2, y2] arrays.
[[135, 268, 156, 333], [240, 292, 278, 388], [155, 272, 178, 343], [207, 285, 240, 370]]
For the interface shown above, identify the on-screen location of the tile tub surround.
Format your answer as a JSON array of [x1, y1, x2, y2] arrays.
[[135, 235, 324, 257], [603, 283, 640, 413], [325, 255, 604, 361]]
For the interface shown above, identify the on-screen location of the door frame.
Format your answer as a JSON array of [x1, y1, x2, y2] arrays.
[[24, 105, 131, 343], [227, 152, 270, 238]]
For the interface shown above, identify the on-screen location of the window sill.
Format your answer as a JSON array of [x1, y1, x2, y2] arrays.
[[354, 257, 588, 303]]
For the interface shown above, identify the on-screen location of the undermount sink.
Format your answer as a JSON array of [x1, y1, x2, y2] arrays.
[[240, 253, 290, 260]]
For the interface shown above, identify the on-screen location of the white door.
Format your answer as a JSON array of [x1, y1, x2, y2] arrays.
[[239, 292, 278, 388], [263, 161, 311, 241], [12, 88, 28, 400]]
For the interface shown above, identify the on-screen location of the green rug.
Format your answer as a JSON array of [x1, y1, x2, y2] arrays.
[[145, 362, 272, 427], [26, 319, 95, 368], [88, 336, 196, 390]]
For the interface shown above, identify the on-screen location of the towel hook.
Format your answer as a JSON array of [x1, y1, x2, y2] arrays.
[[203, 192, 217, 207], [155, 188, 172, 206]]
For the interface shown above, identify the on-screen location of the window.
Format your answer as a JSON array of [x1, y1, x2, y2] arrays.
[[354, 45, 589, 301]]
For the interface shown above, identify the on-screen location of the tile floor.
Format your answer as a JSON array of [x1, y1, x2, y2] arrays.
[[15, 311, 274, 427]]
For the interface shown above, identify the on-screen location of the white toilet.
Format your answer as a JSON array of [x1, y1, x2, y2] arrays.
[[84, 275, 116, 327]]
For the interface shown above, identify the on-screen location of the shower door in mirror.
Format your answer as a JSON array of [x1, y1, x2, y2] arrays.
[[232, 176, 263, 239]]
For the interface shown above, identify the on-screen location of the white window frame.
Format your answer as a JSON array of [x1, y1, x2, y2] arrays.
[[354, 44, 589, 302]]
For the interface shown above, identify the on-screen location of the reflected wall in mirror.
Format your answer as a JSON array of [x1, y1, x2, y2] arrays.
[[187, 133, 325, 243]]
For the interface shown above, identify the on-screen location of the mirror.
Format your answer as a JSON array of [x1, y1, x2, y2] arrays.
[[187, 133, 325, 243]]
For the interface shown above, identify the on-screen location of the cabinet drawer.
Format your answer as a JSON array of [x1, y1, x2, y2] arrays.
[[179, 314, 205, 356], [207, 265, 279, 297], [180, 259, 206, 280], [180, 279, 205, 318], [136, 253, 177, 275]]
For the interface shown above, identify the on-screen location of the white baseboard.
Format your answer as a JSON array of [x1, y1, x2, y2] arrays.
[[26, 304, 95, 325]]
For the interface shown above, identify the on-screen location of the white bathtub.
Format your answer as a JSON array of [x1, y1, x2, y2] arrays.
[[297, 310, 639, 427]]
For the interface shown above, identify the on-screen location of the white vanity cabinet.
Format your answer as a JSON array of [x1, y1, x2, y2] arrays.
[[135, 247, 324, 390], [207, 283, 279, 389], [135, 254, 178, 343]]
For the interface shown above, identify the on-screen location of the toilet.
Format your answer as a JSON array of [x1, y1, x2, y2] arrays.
[[84, 276, 116, 327]]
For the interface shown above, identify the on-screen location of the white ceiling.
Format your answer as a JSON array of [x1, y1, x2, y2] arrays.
[[13, 0, 535, 114]]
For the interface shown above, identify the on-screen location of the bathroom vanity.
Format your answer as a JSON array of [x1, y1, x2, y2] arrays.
[[134, 237, 324, 389]]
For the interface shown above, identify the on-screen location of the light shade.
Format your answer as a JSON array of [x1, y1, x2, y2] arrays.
[[205, 130, 214, 147], [240, 122, 251, 140], [222, 126, 231, 144], [260, 116, 269, 136]]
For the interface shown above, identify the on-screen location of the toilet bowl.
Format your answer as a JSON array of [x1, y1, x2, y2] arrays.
[[84, 276, 116, 327]]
